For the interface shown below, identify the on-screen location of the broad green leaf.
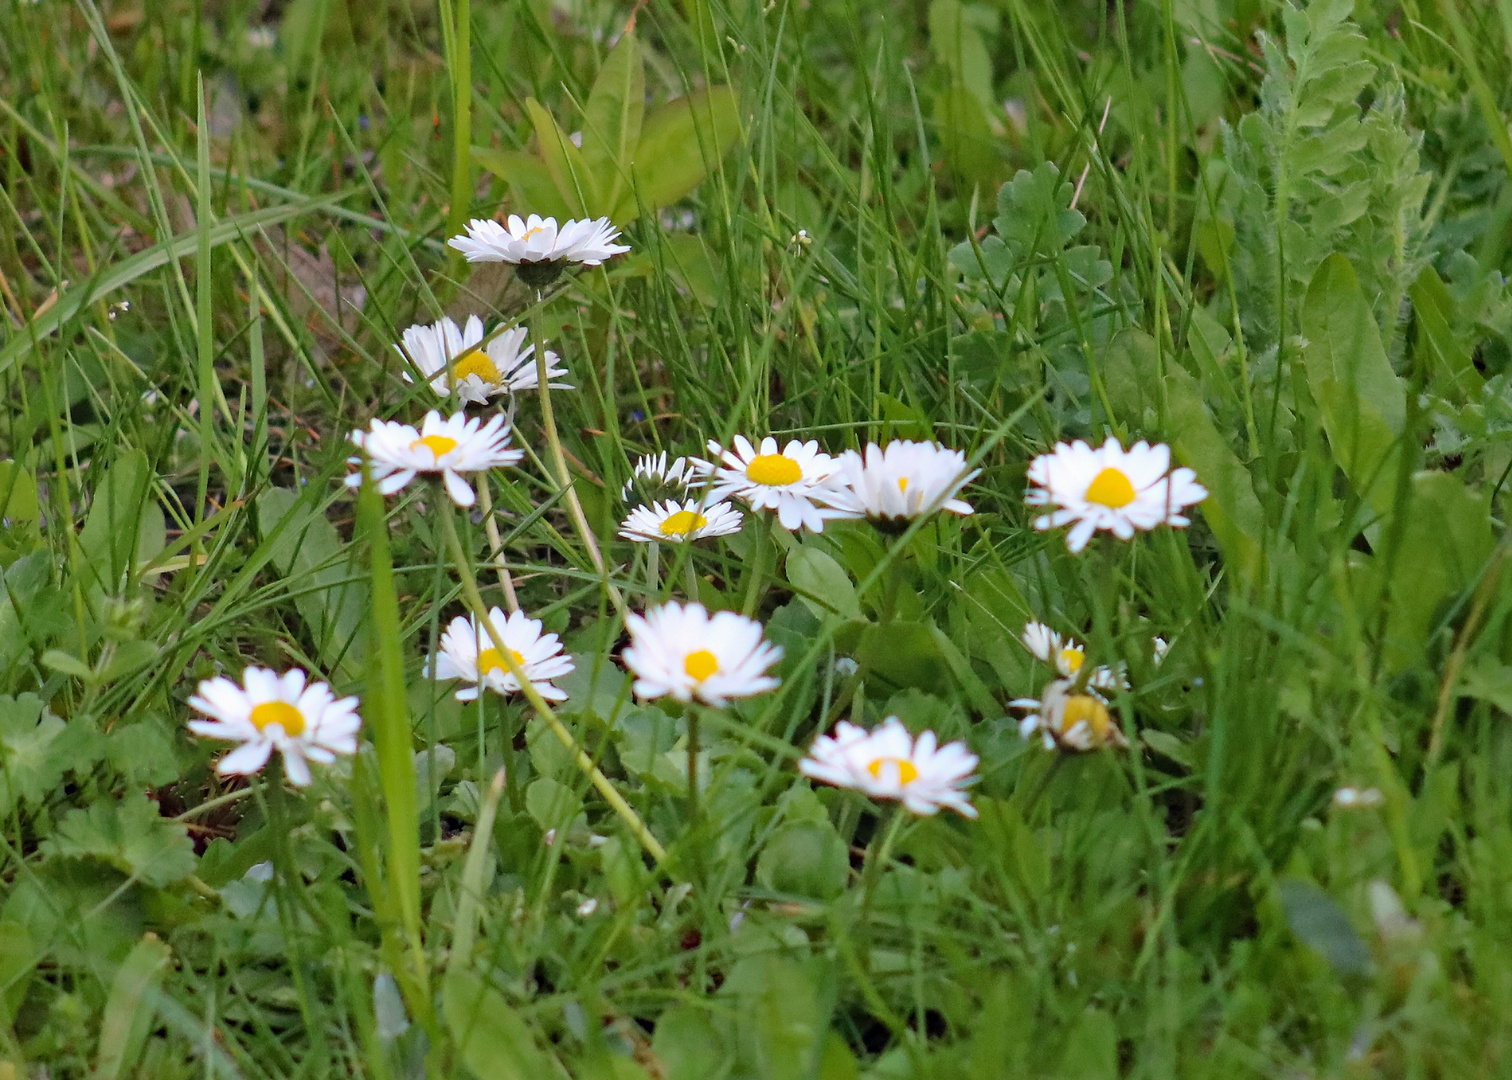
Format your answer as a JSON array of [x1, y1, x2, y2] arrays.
[[755, 820, 848, 900], [991, 162, 1085, 260], [525, 97, 598, 218], [0, 693, 66, 811], [1276, 878, 1373, 979], [581, 32, 645, 212], [785, 545, 860, 620], [1383, 471, 1493, 660], [614, 87, 741, 224], [442, 967, 551, 1080], [928, 0, 995, 114], [42, 792, 196, 887], [471, 147, 573, 221], [721, 955, 823, 1080], [1410, 266, 1483, 403], [78, 449, 165, 594], [0, 460, 41, 566], [525, 776, 582, 834], [1056, 1008, 1118, 1080], [93, 933, 172, 1080], [0, 921, 36, 1025], [652, 1006, 729, 1080], [933, 82, 999, 191]]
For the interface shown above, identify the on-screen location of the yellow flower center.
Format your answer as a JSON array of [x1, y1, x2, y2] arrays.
[[250, 701, 305, 737], [478, 648, 527, 676], [452, 349, 502, 385], [898, 477, 909, 493], [411, 434, 458, 459], [866, 756, 920, 785], [745, 453, 803, 486], [659, 510, 708, 537], [1060, 647, 1085, 673], [1059, 695, 1112, 740], [684, 649, 719, 682], [1085, 467, 1137, 508]]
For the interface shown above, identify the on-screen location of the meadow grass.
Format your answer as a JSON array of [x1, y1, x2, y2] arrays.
[[3, 0, 1512, 1075]]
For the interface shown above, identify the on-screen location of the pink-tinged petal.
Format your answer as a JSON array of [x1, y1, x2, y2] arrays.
[[281, 747, 313, 787], [217, 739, 274, 776]]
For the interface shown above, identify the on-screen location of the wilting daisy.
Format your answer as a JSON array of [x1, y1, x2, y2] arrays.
[[1012, 678, 1129, 752], [1021, 621, 1124, 692], [621, 452, 710, 505], [799, 718, 978, 818], [705, 436, 852, 533], [1026, 437, 1207, 553], [448, 214, 630, 286], [829, 441, 978, 532], [429, 607, 574, 702], [622, 601, 781, 707], [397, 316, 568, 404], [346, 410, 521, 507], [188, 667, 361, 786], [620, 498, 743, 544]]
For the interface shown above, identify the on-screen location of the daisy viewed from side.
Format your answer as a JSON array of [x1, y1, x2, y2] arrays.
[[620, 498, 743, 544], [705, 436, 852, 533], [799, 718, 979, 818], [622, 601, 782, 707], [398, 316, 568, 404], [1026, 437, 1207, 553], [346, 410, 521, 507], [830, 440, 979, 532], [188, 667, 361, 787], [429, 607, 574, 702], [1021, 621, 1124, 692], [1012, 678, 1129, 752], [448, 214, 630, 286]]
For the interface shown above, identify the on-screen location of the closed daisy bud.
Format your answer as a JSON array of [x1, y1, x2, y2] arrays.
[[1026, 436, 1207, 552], [345, 409, 522, 507], [397, 316, 569, 404], [705, 435, 854, 533], [829, 441, 978, 532], [1011, 678, 1129, 752], [622, 601, 782, 707], [620, 498, 744, 544], [621, 452, 712, 507], [799, 718, 978, 818], [428, 607, 574, 702], [188, 667, 361, 787]]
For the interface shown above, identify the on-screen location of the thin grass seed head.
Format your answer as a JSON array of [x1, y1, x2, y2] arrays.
[[622, 601, 782, 707], [428, 607, 574, 702], [448, 214, 631, 287], [398, 316, 569, 403], [188, 667, 361, 786], [799, 718, 979, 818], [345, 409, 522, 507]]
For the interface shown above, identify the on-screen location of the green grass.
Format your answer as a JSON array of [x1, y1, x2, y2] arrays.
[[3, 0, 1512, 1075]]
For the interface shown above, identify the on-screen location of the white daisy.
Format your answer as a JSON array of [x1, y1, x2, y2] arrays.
[[829, 441, 979, 531], [798, 718, 978, 818], [1011, 678, 1129, 752], [188, 667, 361, 787], [705, 435, 853, 533], [448, 215, 630, 286], [619, 498, 744, 544], [622, 601, 782, 707], [345, 410, 522, 507], [1152, 636, 1170, 664], [1026, 436, 1207, 553], [1020, 621, 1124, 691], [397, 316, 568, 404], [428, 607, 574, 702], [621, 451, 711, 502]]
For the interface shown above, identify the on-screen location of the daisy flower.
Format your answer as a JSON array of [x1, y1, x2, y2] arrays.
[[619, 498, 744, 544], [799, 718, 978, 818], [1020, 621, 1124, 692], [622, 601, 782, 707], [448, 214, 630, 287], [1012, 678, 1129, 752], [345, 410, 522, 507], [705, 435, 853, 533], [397, 316, 568, 404], [1026, 436, 1207, 553], [428, 607, 574, 702], [830, 440, 978, 532], [621, 452, 710, 506], [188, 667, 361, 786]]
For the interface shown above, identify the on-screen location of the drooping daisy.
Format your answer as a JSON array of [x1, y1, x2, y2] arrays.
[[705, 436, 853, 533], [619, 498, 744, 544], [188, 667, 361, 786], [397, 316, 569, 404], [621, 452, 710, 506], [1020, 621, 1124, 692], [829, 441, 979, 532], [799, 718, 979, 818], [428, 607, 574, 702], [448, 214, 630, 286], [622, 601, 782, 707], [1012, 678, 1129, 752], [1026, 437, 1207, 553], [345, 410, 521, 507]]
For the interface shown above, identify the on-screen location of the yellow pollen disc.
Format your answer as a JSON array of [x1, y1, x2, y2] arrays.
[[478, 648, 527, 676], [745, 453, 803, 486], [659, 510, 708, 537], [684, 649, 719, 682], [1085, 467, 1137, 508], [866, 756, 920, 785], [1059, 695, 1112, 740], [1061, 648, 1085, 673], [411, 434, 459, 459], [250, 701, 305, 737], [452, 349, 502, 384]]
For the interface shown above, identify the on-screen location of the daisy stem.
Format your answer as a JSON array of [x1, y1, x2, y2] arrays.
[[528, 299, 626, 620], [686, 706, 701, 828], [439, 504, 667, 865], [861, 803, 905, 908], [477, 477, 520, 613], [683, 549, 700, 602], [647, 540, 660, 600]]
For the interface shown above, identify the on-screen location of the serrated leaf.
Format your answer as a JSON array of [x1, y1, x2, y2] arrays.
[[43, 793, 196, 887], [614, 87, 741, 224], [0, 693, 66, 810], [991, 163, 1085, 261]]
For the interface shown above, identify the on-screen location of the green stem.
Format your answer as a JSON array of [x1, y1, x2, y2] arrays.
[[860, 804, 905, 912], [683, 548, 700, 602], [438, 503, 666, 864], [741, 512, 769, 616], [686, 707, 701, 827], [477, 477, 520, 613]]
